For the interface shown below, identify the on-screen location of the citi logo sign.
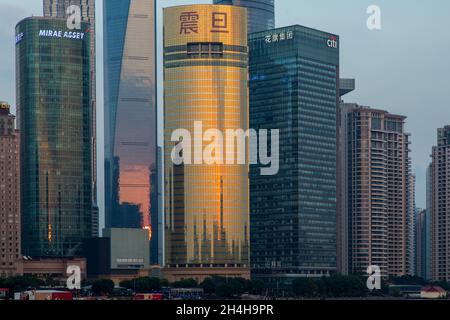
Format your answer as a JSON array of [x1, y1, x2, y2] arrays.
[[327, 36, 338, 48]]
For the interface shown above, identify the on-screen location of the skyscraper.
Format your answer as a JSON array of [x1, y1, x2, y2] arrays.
[[430, 126, 450, 281], [425, 163, 432, 279], [406, 173, 416, 276], [336, 79, 355, 275], [103, 0, 158, 262], [249, 25, 339, 283], [415, 209, 427, 279], [213, 0, 275, 33], [16, 17, 92, 257], [43, 0, 97, 224], [163, 4, 250, 281], [338, 104, 411, 277], [0, 102, 20, 276]]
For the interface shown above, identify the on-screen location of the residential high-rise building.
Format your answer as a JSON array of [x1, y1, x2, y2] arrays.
[[406, 173, 416, 276], [103, 0, 158, 262], [43, 0, 97, 220], [430, 126, 450, 281], [415, 209, 427, 279], [338, 104, 411, 277], [213, 0, 275, 33], [425, 163, 432, 279], [16, 17, 92, 257], [0, 102, 21, 276], [163, 4, 250, 281], [249, 25, 339, 283], [336, 80, 355, 275]]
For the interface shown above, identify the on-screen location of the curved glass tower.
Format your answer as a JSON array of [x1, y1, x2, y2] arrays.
[[43, 0, 98, 237], [103, 0, 158, 257], [164, 5, 250, 273], [16, 17, 92, 257], [213, 0, 275, 33]]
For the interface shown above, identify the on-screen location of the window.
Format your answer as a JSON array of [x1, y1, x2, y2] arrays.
[[187, 43, 200, 54], [187, 42, 223, 58]]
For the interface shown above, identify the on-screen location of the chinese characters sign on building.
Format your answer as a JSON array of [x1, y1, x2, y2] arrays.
[[264, 30, 294, 44], [180, 11, 199, 34], [211, 12, 229, 33], [179, 11, 229, 35]]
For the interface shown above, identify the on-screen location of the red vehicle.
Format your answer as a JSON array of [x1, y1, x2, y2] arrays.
[[50, 291, 73, 301], [134, 293, 164, 301]]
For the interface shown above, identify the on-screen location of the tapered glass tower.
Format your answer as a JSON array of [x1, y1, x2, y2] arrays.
[[103, 0, 158, 262], [43, 0, 98, 236]]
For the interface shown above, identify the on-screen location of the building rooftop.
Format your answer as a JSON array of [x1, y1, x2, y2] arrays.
[[339, 79, 355, 97], [250, 24, 338, 38]]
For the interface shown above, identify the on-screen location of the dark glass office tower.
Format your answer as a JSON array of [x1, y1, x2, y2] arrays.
[[249, 26, 339, 284], [16, 17, 92, 257], [415, 209, 427, 279], [43, 0, 98, 237], [213, 0, 275, 33], [104, 0, 158, 263]]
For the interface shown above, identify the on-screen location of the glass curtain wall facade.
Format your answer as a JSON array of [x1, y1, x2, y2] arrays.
[[249, 26, 339, 283], [16, 17, 92, 257], [415, 209, 427, 279], [104, 0, 158, 262], [43, 0, 98, 236], [213, 0, 275, 33], [163, 5, 250, 269]]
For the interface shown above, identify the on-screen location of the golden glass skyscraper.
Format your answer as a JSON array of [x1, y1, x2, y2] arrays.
[[163, 5, 249, 280]]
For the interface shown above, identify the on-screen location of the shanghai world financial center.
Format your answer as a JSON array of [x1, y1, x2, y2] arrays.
[[103, 0, 159, 263]]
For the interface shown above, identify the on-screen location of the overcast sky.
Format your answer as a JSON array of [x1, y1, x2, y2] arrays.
[[1, 0, 450, 217]]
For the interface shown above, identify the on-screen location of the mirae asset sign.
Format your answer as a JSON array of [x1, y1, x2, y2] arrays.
[[38, 29, 86, 40]]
